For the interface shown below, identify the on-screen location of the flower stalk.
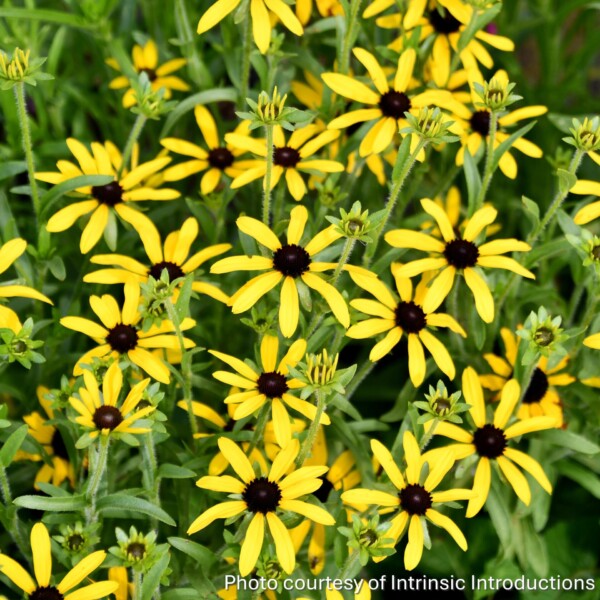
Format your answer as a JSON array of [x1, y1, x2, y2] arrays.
[[118, 113, 148, 178], [262, 123, 274, 224], [86, 435, 110, 522], [296, 389, 326, 468]]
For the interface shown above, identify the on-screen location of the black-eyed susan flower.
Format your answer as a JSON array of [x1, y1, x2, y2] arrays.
[[346, 265, 466, 386], [342, 431, 475, 570], [69, 360, 155, 439], [160, 106, 256, 195], [290, 427, 360, 574], [60, 282, 195, 384], [211, 205, 350, 337], [322, 47, 460, 156], [0, 238, 52, 322], [188, 437, 335, 575], [107, 39, 189, 108], [364, 0, 514, 86], [197, 0, 304, 55], [480, 327, 574, 426], [225, 124, 343, 201], [572, 178, 600, 225], [0, 522, 117, 599], [451, 70, 547, 178], [429, 367, 557, 517], [209, 335, 330, 446], [386, 199, 534, 323], [36, 139, 180, 254], [84, 216, 230, 303], [20, 386, 75, 488]]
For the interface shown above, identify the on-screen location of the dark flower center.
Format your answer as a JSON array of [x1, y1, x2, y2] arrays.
[[51, 429, 69, 460], [592, 245, 600, 261], [443, 239, 479, 268], [273, 146, 301, 168], [257, 372, 289, 399], [92, 181, 123, 206], [523, 368, 549, 404], [67, 533, 84, 551], [473, 424, 507, 458], [378, 91, 412, 119], [429, 8, 462, 33], [106, 323, 139, 353], [395, 301, 427, 334], [208, 147, 234, 170], [272, 244, 311, 277], [92, 405, 123, 431], [313, 476, 334, 503], [243, 477, 282, 513], [127, 542, 147, 560], [470, 110, 491, 136], [140, 67, 157, 81], [30, 588, 64, 600], [399, 484, 432, 515], [148, 261, 185, 281]]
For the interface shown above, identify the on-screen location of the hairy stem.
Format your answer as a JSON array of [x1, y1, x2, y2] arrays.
[[296, 390, 326, 467], [330, 237, 357, 287], [339, 0, 363, 75], [118, 113, 148, 178], [86, 435, 110, 522], [262, 124, 274, 225], [239, 10, 252, 109]]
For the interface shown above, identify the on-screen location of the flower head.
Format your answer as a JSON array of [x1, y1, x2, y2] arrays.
[[0, 47, 52, 88]]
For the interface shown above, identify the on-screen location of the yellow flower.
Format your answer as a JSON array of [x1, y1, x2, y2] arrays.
[[364, 0, 514, 86], [386, 199, 534, 323], [0, 522, 117, 599], [60, 282, 195, 384], [572, 178, 600, 225], [69, 360, 154, 439], [451, 69, 547, 179], [429, 368, 557, 517], [161, 106, 256, 195], [197, 0, 304, 54], [20, 386, 76, 488], [295, 0, 344, 24], [211, 205, 350, 337], [225, 124, 343, 201], [36, 139, 180, 254], [84, 216, 231, 303], [107, 39, 189, 108], [347, 265, 466, 386], [209, 335, 330, 446], [480, 327, 574, 426], [322, 47, 461, 156], [0, 238, 53, 325], [108, 566, 133, 600], [187, 438, 335, 575], [342, 431, 475, 570], [290, 427, 360, 574]]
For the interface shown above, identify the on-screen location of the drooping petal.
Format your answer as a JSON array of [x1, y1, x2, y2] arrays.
[[466, 458, 490, 517], [404, 515, 424, 570], [239, 514, 265, 576], [426, 509, 467, 550]]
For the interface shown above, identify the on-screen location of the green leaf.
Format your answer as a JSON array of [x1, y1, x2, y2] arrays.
[[0, 161, 27, 182], [97, 494, 177, 525], [175, 274, 194, 322], [0, 8, 95, 28], [14, 494, 87, 512], [556, 460, 600, 498], [522, 517, 549, 576], [537, 429, 600, 454], [47, 255, 66, 281], [157, 464, 197, 479], [522, 195, 540, 228], [168, 537, 217, 571], [463, 148, 482, 215], [141, 550, 170, 600], [0, 424, 29, 467], [40, 174, 114, 218], [485, 484, 512, 550], [557, 168, 578, 195], [490, 121, 537, 172], [391, 135, 412, 182]]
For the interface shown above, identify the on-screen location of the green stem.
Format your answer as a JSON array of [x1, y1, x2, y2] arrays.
[[165, 299, 197, 439], [0, 465, 11, 505], [142, 432, 160, 529], [472, 110, 498, 214], [85, 435, 110, 522], [296, 390, 326, 468], [14, 82, 41, 225], [330, 238, 357, 287], [419, 418, 439, 451], [133, 569, 143, 600], [339, 0, 363, 75], [338, 549, 361, 580], [262, 124, 274, 225], [0, 465, 30, 561], [118, 113, 148, 178], [363, 139, 427, 266], [346, 359, 375, 399], [239, 10, 252, 110]]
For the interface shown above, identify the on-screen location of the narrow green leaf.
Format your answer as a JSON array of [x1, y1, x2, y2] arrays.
[[168, 537, 217, 570], [0, 161, 27, 182], [391, 135, 412, 182], [463, 148, 482, 215], [157, 464, 196, 479], [40, 175, 114, 218], [556, 460, 600, 498], [557, 168, 577, 195], [0, 8, 94, 28], [97, 494, 177, 525], [537, 429, 600, 454], [14, 494, 86, 512], [522, 195, 540, 228], [0, 424, 29, 467], [141, 550, 170, 600], [175, 274, 194, 321], [491, 121, 537, 172]]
